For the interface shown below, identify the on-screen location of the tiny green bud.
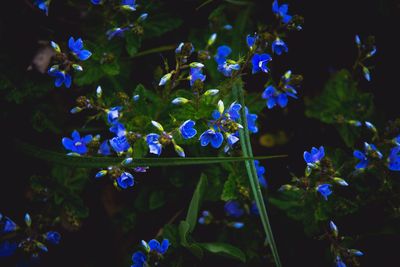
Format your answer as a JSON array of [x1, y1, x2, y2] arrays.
[[151, 120, 164, 131]]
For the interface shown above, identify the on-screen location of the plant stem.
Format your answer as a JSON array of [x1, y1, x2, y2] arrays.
[[233, 80, 282, 267]]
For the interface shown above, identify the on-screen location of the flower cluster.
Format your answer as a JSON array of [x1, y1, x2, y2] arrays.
[[200, 101, 243, 151], [48, 37, 92, 88], [354, 34, 377, 81], [214, 45, 240, 77], [0, 213, 60, 260], [328, 221, 364, 267], [131, 238, 170, 267], [280, 146, 348, 201], [353, 142, 383, 170], [262, 70, 300, 109]]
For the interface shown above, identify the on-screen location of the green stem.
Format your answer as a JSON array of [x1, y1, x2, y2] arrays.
[[233, 80, 282, 267]]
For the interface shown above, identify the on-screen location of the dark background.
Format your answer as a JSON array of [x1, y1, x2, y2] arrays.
[[1, 0, 399, 266]]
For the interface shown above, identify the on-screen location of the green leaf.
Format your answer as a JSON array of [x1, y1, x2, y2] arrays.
[[16, 140, 286, 168], [198, 242, 246, 262], [221, 173, 238, 201], [125, 32, 142, 57], [74, 64, 104, 86], [101, 61, 120, 76], [232, 78, 282, 267], [305, 69, 374, 147], [149, 190, 165, 210], [178, 221, 204, 259], [143, 15, 183, 39], [185, 173, 207, 232]]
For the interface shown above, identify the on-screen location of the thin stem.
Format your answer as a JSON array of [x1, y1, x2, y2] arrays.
[[233, 80, 282, 267]]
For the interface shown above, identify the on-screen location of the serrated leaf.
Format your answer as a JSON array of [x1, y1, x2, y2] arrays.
[[305, 69, 374, 147]]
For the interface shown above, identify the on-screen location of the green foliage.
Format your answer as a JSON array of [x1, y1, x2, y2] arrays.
[[198, 242, 246, 262], [221, 173, 238, 201], [305, 69, 375, 147]]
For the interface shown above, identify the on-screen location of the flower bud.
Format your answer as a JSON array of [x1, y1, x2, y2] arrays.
[[203, 89, 219, 96], [171, 97, 189, 105], [151, 120, 164, 131]]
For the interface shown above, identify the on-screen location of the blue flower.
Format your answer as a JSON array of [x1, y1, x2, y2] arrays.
[[91, 0, 102, 5], [214, 45, 232, 65], [110, 135, 130, 153], [226, 102, 242, 121], [224, 201, 244, 218], [106, 27, 129, 40], [250, 202, 259, 215], [62, 130, 93, 155], [131, 251, 147, 267], [199, 129, 224, 148], [353, 142, 383, 169], [179, 120, 197, 139], [148, 239, 170, 254], [217, 61, 240, 77], [121, 0, 136, 11], [110, 122, 127, 137], [247, 34, 257, 49], [388, 146, 400, 171], [0, 241, 17, 257], [45, 231, 61, 245], [336, 256, 347, 267], [245, 107, 258, 133], [316, 184, 332, 201], [107, 106, 123, 124], [189, 67, 206, 86], [230, 222, 244, 229], [272, 38, 288, 55], [251, 53, 272, 74], [254, 160, 267, 188], [262, 85, 290, 109], [146, 134, 162, 155], [303, 146, 325, 167], [116, 172, 134, 189], [272, 0, 292, 24], [35, 0, 49, 15], [353, 150, 368, 169], [99, 140, 112, 155], [48, 69, 72, 88], [68, 37, 92, 61], [1, 216, 17, 233]]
